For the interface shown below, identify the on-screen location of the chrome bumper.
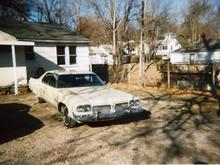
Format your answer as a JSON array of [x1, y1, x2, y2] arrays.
[[74, 108, 144, 123]]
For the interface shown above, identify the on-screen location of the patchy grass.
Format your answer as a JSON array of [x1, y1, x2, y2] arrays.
[[109, 83, 213, 100]]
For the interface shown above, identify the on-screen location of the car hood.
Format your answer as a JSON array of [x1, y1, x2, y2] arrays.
[[59, 86, 135, 106]]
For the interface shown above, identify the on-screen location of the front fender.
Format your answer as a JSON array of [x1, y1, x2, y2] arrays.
[[57, 93, 92, 116]]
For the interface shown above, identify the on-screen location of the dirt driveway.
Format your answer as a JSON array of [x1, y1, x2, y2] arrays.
[[0, 86, 220, 164]]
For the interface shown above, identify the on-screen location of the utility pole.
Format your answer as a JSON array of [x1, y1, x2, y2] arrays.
[[112, 0, 117, 65], [139, 0, 146, 87]]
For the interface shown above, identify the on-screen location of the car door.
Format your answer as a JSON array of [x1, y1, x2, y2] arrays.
[[41, 73, 53, 100], [44, 74, 59, 106]]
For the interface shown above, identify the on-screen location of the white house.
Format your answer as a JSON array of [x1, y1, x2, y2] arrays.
[[89, 45, 113, 65], [156, 33, 181, 60], [123, 40, 150, 56], [0, 19, 90, 94], [170, 39, 220, 64]]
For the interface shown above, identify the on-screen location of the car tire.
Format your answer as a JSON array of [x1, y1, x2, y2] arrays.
[[37, 97, 45, 103], [62, 105, 77, 128]]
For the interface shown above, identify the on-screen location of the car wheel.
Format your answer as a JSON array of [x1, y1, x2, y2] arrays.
[[62, 105, 77, 128], [37, 97, 45, 103]]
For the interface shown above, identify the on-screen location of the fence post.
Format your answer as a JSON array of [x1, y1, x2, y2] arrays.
[[167, 60, 170, 89], [213, 63, 216, 85], [128, 64, 131, 87]]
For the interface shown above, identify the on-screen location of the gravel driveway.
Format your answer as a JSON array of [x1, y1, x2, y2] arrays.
[[0, 87, 220, 164]]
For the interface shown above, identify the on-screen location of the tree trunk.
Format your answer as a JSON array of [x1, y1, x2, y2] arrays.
[[112, 0, 117, 65]]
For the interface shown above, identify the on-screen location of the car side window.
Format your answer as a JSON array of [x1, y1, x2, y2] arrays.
[[49, 75, 57, 88], [42, 73, 52, 84]]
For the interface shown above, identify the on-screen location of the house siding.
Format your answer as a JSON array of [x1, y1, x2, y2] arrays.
[[156, 33, 181, 57], [26, 43, 89, 80], [170, 50, 220, 64], [75, 45, 90, 71]]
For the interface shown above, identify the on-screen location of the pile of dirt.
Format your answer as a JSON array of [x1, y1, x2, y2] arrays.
[[108, 63, 162, 86]]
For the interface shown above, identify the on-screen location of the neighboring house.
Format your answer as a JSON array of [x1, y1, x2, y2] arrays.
[[0, 19, 89, 94], [170, 39, 220, 64], [159, 39, 220, 89], [155, 33, 181, 60], [89, 45, 113, 65], [123, 40, 150, 56], [123, 40, 139, 55]]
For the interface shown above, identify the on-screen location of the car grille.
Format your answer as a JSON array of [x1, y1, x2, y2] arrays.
[[115, 102, 129, 111], [93, 105, 111, 114]]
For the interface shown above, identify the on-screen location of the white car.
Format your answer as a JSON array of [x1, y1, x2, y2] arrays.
[[29, 70, 143, 127]]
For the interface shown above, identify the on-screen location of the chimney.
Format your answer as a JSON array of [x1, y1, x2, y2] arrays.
[[200, 33, 206, 43]]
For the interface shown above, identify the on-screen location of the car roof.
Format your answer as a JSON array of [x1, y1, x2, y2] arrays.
[[47, 70, 95, 75]]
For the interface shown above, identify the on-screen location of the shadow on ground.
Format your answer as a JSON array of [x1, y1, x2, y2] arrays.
[[0, 103, 44, 144], [159, 94, 217, 163], [87, 110, 151, 127]]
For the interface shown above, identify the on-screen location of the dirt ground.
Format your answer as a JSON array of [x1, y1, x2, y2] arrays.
[[0, 85, 220, 164]]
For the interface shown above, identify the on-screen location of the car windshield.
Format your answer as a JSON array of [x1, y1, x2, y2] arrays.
[[57, 74, 104, 88]]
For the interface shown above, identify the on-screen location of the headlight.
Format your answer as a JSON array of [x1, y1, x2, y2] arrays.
[[115, 103, 129, 111], [77, 105, 91, 112], [129, 100, 140, 107]]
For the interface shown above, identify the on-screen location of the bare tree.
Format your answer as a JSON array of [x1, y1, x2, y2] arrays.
[[187, 0, 210, 43], [0, 0, 35, 20], [142, 0, 172, 61], [202, 5, 220, 40], [89, 0, 138, 65], [36, 0, 60, 23], [178, 0, 210, 46], [36, 0, 82, 29], [72, 0, 81, 30]]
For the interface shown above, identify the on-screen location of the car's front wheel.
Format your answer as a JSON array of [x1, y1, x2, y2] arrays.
[[37, 96, 45, 103], [62, 105, 77, 128]]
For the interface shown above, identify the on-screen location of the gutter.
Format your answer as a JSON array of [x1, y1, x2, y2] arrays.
[[19, 39, 90, 44]]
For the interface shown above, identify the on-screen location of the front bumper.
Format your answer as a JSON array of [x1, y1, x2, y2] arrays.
[[73, 108, 144, 123]]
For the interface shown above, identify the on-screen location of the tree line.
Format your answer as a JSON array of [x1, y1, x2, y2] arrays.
[[0, 0, 220, 64]]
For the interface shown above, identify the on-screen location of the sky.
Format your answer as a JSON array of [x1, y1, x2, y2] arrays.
[[170, 0, 220, 13], [158, 0, 220, 23], [30, 0, 220, 26]]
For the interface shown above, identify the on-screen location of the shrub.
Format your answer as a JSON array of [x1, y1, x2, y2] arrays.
[[130, 55, 139, 63]]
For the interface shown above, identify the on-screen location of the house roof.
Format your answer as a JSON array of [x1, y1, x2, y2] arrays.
[[0, 30, 16, 41], [89, 46, 105, 54], [101, 45, 113, 54], [0, 18, 89, 44], [89, 45, 112, 56], [0, 30, 34, 46], [174, 39, 220, 53], [156, 33, 178, 46]]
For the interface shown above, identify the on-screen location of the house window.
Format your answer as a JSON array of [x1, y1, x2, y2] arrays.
[[69, 46, 77, 65], [0, 45, 11, 52], [163, 46, 167, 50], [57, 46, 65, 65], [25, 46, 35, 60], [90, 53, 96, 56], [190, 54, 195, 64], [0, 46, 12, 66]]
